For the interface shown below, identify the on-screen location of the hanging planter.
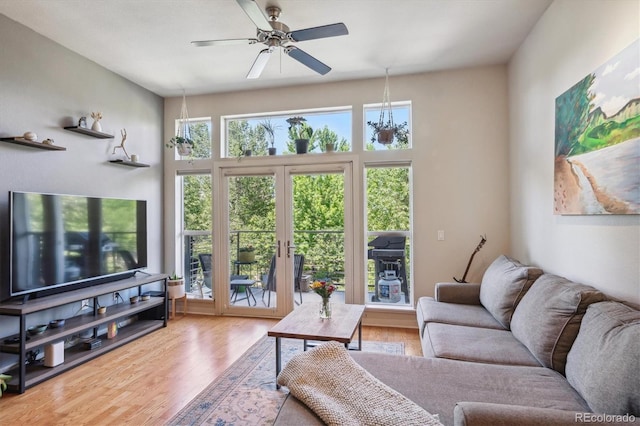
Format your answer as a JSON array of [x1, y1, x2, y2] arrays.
[[166, 93, 194, 156], [367, 69, 409, 146]]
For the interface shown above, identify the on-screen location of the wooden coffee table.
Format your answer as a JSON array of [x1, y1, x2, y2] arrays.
[[267, 302, 366, 388]]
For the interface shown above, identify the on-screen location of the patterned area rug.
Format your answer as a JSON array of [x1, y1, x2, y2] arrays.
[[166, 336, 404, 426]]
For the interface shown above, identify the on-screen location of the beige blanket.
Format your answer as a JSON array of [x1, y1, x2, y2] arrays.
[[277, 341, 442, 426]]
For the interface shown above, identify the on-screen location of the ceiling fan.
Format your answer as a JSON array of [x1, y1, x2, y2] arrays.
[[192, 0, 348, 79]]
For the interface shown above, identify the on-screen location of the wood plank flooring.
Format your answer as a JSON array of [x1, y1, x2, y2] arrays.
[[0, 315, 421, 425]]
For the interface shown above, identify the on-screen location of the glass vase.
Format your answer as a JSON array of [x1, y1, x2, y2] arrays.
[[319, 298, 332, 319]]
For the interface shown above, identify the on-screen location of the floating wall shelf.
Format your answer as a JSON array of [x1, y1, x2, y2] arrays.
[[109, 160, 150, 168], [0, 137, 66, 151], [63, 126, 113, 139]]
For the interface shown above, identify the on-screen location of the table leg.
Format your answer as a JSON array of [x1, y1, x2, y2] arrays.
[[357, 319, 362, 351], [246, 285, 256, 306], [275, 337, 282, 389], [303, 339, 308, 351]]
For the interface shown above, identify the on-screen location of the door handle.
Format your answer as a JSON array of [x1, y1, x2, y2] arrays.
[[287, 240, 296, 258], [277, 240, 281, 258]]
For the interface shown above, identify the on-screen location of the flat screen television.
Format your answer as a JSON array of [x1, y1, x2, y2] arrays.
[[8, 191, 147, 300]]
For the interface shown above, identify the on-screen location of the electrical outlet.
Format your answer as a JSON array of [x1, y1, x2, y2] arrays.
[[80, 299, 90, 310], [437, 230, 445, 241]]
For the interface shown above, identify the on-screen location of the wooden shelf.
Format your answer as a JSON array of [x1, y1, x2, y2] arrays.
[[109, 159, 150, 168], [63, 126, 113, 139], [0, 137, 66, 151]]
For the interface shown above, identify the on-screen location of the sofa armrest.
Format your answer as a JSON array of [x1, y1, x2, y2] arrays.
[[454, 402, 618, 426], [435, 282, 481, 304]]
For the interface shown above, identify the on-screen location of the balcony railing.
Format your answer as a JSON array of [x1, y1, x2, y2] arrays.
[[182, 229, 411, 303]]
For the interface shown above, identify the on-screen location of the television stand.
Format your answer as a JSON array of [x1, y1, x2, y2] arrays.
[[0, 273, 167, 393]]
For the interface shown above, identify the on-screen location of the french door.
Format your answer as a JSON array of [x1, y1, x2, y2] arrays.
[[219, 162, 353, 317]]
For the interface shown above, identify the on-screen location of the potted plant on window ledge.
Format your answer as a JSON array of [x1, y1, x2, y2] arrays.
[[287, 116, 313, 154], [260, 119, 280, 155]]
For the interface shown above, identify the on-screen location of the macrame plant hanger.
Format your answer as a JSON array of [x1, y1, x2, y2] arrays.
[[176, 92, 193, 156], [377, 68, 395, 145]]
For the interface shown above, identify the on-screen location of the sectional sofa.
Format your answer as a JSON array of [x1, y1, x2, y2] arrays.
[[274, 255, 639, 425]]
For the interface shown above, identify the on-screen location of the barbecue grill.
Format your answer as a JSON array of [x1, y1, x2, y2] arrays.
[[367, 236, 409, 303]]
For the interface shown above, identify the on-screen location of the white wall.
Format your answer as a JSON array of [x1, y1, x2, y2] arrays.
[[164, 66, 510, 305], [509, 0, 640, 303], [0, 14, 164, 304]]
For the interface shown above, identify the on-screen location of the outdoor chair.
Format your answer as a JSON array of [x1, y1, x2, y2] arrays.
[[262, 253, 305, 307], [198, 253, 248, 301]]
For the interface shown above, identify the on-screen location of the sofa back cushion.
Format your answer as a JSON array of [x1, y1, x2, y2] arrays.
[[479, 255, 542, 329], [565, 301, 640, 415], [510, 274, 606, 374]]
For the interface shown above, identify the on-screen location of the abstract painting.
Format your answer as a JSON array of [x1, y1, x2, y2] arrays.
[[554, 39, 639, 215]]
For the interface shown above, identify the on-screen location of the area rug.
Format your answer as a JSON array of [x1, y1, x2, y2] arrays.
[[166, 336, 404, 426]]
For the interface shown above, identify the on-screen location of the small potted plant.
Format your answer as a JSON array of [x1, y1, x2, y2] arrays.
[[167, 273, 186, 300], [260, 120, 280, 155], [237, 245, 255, 263], [166, 136, 194, 156], [287, 116, 313, 154]]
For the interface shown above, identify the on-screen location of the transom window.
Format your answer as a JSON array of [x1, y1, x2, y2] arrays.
[[223, 108, 352, 158]]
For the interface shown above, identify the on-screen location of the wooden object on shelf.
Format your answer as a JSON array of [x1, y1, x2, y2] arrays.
[[108, 159, 150, 168], [0, 137, 66, 151], [0, 273, 167, 394], [63, 126, 113, 139]]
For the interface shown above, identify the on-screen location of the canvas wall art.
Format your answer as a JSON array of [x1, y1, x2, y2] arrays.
[[554, 39, 639, 215]]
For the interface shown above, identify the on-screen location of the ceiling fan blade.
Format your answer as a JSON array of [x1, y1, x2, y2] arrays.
[[285, 46, 331, 75], [236, 0, 272, 30], [247, 48, 272, 79], [289, 23, 348, 42], [191, 38, 257, 47]]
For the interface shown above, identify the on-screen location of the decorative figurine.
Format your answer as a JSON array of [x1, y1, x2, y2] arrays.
[[78, 116, 87, 128], [111, 129, 130, 159]]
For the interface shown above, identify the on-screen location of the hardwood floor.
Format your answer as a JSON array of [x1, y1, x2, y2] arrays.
[[0, 315, 421, 425]]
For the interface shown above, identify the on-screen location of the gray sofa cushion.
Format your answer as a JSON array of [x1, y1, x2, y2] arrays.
[[275, 352, 590, 426], [479, 255, 542, 329], [425, 323, 541, 366], [416, 297, 504, 337], [510, 274, 607, 374], [565, 301, 640, 416]]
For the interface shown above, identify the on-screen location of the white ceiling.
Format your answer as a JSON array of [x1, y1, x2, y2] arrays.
[[0, 0, 552, 98]]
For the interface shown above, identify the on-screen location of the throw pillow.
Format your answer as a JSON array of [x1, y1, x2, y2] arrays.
[[565, 301, 639, 415], [479, 255, 542, 329], [510, 274, 606, 374]]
